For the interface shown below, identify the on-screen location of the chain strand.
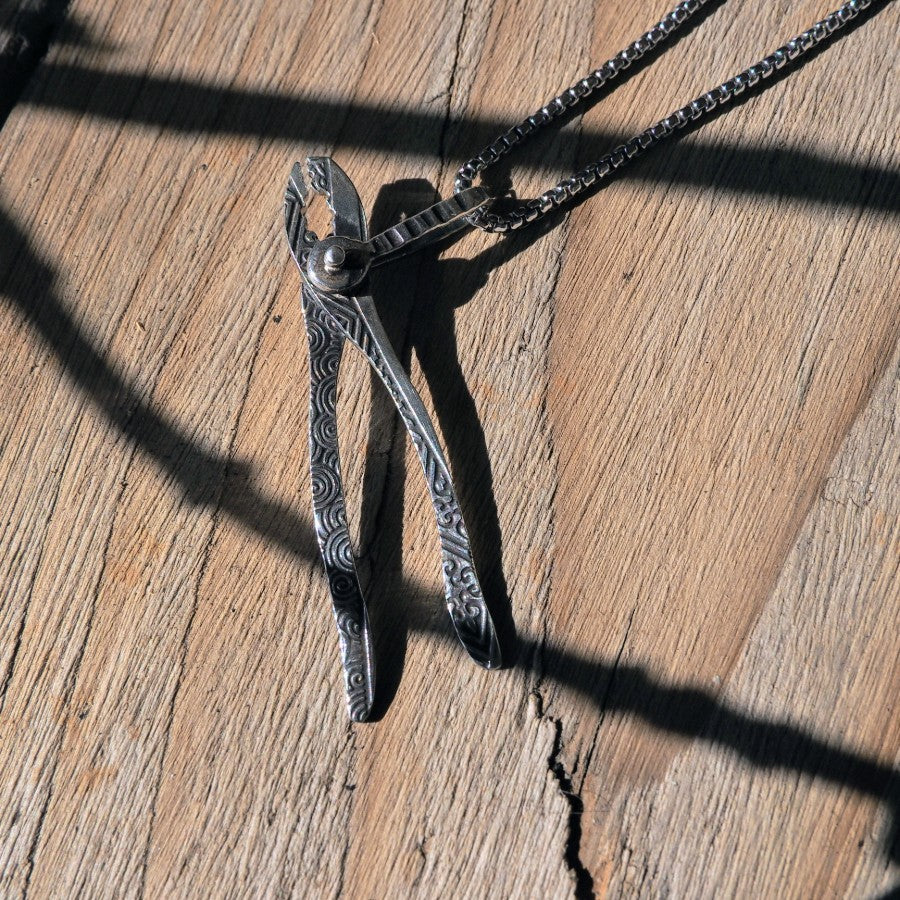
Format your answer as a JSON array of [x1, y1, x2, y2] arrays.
[[455, 0, 876, 233]]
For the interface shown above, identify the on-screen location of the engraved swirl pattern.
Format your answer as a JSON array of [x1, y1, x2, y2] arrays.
[[309, 285, 501, 669], [303, 290, 375, 722], [287, 156, 500, 714]]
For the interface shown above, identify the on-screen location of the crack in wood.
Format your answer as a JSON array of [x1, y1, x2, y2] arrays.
[[333, 726, 358, 900], [536, 696, 595, 900], [580, 606, 636, 794], [436, 0, 471, 178]]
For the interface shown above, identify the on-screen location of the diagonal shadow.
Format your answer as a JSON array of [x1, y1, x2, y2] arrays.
[[0, 1, 116, 126], [4, 0, 898, 217], [0, 202, 321, 592], [341, 172, 900, 861]]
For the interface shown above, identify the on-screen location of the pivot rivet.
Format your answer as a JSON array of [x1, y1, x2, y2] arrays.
[[323, 245, 346, 273]]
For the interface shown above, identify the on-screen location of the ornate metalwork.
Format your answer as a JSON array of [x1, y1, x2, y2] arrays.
[[367, 187, 491, 265], [302, 289, 375, 723], [283, 0, 886, 721], [285, 157, 500, 721], [310, 284, 500, 668]]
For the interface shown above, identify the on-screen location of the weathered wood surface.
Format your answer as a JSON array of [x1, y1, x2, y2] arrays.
[[0, 1, 897, 897]]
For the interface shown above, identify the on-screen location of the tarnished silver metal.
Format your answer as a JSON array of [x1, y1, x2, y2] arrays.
[[367, 186, 492, 265], [455, 0, 878, 232], [300, 182, 490, 293], [301, 289, 375, 722], [286, 159, 375, 722], [306, 235, 372, 293], [303, 187, 491, 293], [285, 157, 501, 721]]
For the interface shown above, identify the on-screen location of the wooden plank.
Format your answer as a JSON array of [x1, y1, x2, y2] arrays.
[[0, 0, 896, 897]]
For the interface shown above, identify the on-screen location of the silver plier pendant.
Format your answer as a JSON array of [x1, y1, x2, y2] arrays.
[[284, 157, 501, 721]]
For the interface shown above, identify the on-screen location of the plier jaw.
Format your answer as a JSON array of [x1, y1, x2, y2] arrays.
[[284, 161, 318, 268]]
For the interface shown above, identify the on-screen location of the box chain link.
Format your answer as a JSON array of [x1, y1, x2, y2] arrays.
[[454, 0, 877, 233]]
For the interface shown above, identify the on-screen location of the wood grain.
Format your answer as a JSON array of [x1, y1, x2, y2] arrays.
[[0, 0, 897, 897]]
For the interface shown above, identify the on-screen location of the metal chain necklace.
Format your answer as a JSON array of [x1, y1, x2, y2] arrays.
[[456, 0, 876, 232], [284, 0, 880, 721]]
